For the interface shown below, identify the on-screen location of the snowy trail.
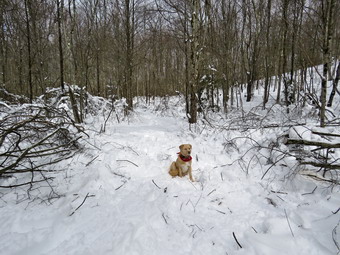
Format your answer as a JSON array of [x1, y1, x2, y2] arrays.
[[1, 107, 339, 255]]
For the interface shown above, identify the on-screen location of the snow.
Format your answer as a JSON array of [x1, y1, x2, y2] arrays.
[[1, 84, 340, 254]]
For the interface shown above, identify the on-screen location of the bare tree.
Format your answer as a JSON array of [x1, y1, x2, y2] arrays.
[[0, 0, 339, 126], [320, 0, 335, 127], [24, 0, 33, 102], [187, 0, 201, 123], [0, 1, 6, 86], [262, 0, 272, 109], [56, 0, 65, 91], [123, 0, 134, 112], [327, 61, 340, 107]]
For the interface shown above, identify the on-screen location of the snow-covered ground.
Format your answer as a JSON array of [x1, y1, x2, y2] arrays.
[[0, 93, 339, 255]]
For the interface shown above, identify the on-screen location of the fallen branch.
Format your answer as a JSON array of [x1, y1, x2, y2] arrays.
[[0, 129, 61, 174], [286, 139, 340, 149], [312, 130, 340, 138], [223, 122, 306, 131], [301, 172, 339, 184], [300, 161, 340, 170]]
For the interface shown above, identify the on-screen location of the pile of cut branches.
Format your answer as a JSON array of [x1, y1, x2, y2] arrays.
[[0, 104, 82, 189], [286, 126, 340, 184]]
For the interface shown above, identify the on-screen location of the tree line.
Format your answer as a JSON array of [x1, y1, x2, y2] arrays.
[[0, 0, 339, 124]]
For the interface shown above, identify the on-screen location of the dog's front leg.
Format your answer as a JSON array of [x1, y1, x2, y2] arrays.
[[188, 166, 194, 182], [178, 168, 183, 177], [175, 161, 183, 177]]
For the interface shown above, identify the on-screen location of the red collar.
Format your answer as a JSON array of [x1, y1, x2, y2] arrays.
[[178, 153, 192, 162]]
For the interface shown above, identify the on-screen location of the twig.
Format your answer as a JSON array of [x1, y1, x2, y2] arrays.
[[162, 213, 168, 224], [193, 193, 202, 212], [207, 189, 216, 196], [276, 195, 285, 202], [111, 170, 129, 179], [216, 209, 226, 215], [232, 232, 242, 249], [284, 209, 295, 238], [82, 139, 102, 150], [40, 171, 58, 200], [261, 154, 286, 180], [116, 159, 139, 167], [69, 193, 95, 216], [188, 180, 198, 190], [332, 222, 340, 252], [152, 179, 161, 189], [111, 142, 139, 156], [271, 190, 288, 194], [101, 101, 117, 133], [302, 186, 317, 196], [115, 182, 127, 190], [332, 207, 340, 214], [266, 197, 277, 207], [86, 155, 99, 167]]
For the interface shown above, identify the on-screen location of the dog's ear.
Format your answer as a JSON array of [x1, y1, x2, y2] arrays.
[[188, 144, 192, 149], [179, 144, 184, 150]]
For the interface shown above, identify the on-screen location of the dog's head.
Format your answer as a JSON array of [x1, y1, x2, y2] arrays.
[[179, 144, 192, 157]]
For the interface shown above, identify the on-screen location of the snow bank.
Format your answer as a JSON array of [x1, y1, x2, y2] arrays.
[[1, 99, 339, 255]]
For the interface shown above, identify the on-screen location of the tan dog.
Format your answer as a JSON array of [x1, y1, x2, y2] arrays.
[[169, 144, 194, 181]]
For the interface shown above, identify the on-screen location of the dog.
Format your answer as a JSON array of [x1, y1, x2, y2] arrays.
[[169, 144, 194, 181]]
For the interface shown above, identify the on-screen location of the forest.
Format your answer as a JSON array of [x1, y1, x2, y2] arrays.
[[1, 0, 339, 123], [0, 1, 340, 254]]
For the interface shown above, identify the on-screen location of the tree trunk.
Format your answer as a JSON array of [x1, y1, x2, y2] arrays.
[[124, 0, 134, 113], [289, 0, 299, 105], [24, 0, 33, 103], [282, 0, 289, 112], [0, 2, 6, 86], [327, 61, 340, 107], [68, 85, 81, 124], [320, 0, 335, 127], [56, 0, 65, 92], [184, 2, 190, 115], [69, 0, 79, 85], [263, 0, 271, 109], [188, 0, 201, 124]]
